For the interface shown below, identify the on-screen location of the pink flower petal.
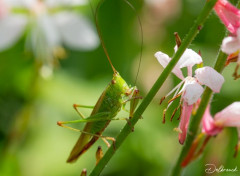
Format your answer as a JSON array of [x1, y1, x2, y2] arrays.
[[214, 0, 240, 35], [5, 0, 37, 8], [155, 51, 184, 80], [46, 0, 87, 7], [174, 46, 203, 77], [202, 105, 222, 136], [221, 36, 240, 54], [181, 78, 204, 105], [215, 102, 240, 127], [0, 0, 9, 17], [53, 11, 99, 50], [179, 102, 193, 145], [177, 48, 203, 69], [39, 14, 61, 47], [155, 51, 171, 67], [195, 66, 224, 93], [155, 47, 202, 80], [0, 14, 27, 51]]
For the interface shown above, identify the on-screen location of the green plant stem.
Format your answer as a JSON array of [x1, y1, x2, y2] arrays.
[[89, 0, 218, 175]]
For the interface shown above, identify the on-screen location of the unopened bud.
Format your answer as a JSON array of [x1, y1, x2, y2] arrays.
[[80, 169, 87, 176], [96, 146, 103, 165]]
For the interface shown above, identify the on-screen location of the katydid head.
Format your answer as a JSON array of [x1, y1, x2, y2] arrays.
[[111, 72, 131, 96]]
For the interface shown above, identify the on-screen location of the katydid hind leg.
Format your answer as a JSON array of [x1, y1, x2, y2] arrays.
[[57, 117, 116, 148], [59, 122, 116, 152]]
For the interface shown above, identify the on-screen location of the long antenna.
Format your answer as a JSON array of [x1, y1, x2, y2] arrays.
[[122, 0, 143, 85], [88, 0, 117, 73], [89, 0, 143, 82]]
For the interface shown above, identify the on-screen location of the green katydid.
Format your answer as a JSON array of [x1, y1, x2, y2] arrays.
[[57, 0, 143, 163]]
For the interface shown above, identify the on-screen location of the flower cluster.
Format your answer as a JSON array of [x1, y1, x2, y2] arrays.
[[155, 44, 224, 144], [155, 0, 240, 167], [215, 0, 240, 79], [202, 102, 240, 136]]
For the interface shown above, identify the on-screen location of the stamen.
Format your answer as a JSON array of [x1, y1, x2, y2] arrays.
[[53, 46, 67, 59], [233, 63, 240, 80], [170, 103, 181, 122], [170, 109, 177, 122], [177, 103, 183, 121], [168, 92, 182, 104], [226, 52, 238, 66], [174, 128, 182, 133], [162, 109, 166, 124], [159, 96, 165, 105], [165, 80, 185, 98], [162, 81, 184, 124], [165, 80, 184, 110], [198, 50, 201, 56], [234, 142, 240, 158]]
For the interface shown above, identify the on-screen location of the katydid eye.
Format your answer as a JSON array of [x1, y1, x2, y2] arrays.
[[125, 90, 131, 96]]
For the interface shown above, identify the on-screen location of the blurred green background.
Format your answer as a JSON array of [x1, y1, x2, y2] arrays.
[[1, 0, 240, 176]]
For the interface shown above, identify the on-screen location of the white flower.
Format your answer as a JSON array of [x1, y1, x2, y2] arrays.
[[221, 29, 240, 62], [155, 47, 224, 144], [155, 48, 224, 105], [221, 28, 240, 79], [0, 0, 99, 76]]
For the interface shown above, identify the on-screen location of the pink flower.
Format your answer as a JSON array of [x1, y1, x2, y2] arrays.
[[221, 29, 240, 63], [182, 102, 240, 167], [215, 0, 240, 79], [155, 47, 225, 144], [214, 0, 240, 35], [202, 102, 240, 136], [221, 32, 240, 80]]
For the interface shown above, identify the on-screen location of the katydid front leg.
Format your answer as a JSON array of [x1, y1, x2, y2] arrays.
[[129, 88, 141, 119], [73, 104, 94, 119], [57, 116, 116, 149], [122, 87, 142, 118], [123, 87, 142, 131], [57, 114, 131, 149]]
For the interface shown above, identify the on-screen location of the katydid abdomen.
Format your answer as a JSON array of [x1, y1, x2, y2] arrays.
[[67, 72, 132, 163]]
